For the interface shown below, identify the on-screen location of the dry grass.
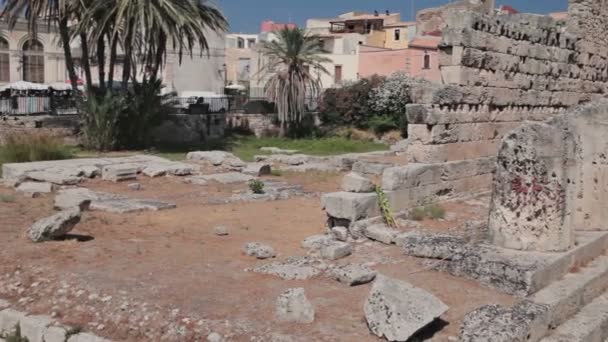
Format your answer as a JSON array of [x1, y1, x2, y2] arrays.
[[1, 131, 73, 165]]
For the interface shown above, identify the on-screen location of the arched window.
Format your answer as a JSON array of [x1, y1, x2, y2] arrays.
[[237, 37, 245, 49], [23, 39, 44, 83], [423, 53, 431, 70], [0, 38, 9, 82]]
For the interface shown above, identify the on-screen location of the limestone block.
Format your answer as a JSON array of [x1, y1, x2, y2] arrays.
[[20, 315, 53, 342], [0, 309, 26, 335], [351, 161, 394, 176], [275, 288, 315, 324], [28, 208, 81, 242], [197, 172, 254, 184], [186, 151, 239, 166], [341, 172, 375, 193], [241, 163, 272, 176], [364, 275, 449, 341], [16, 182, 53, 194], [488, 121, 574, 252], [27, 171, 81, 185], [321, 192, 379, 222], [67, 333, 111, 342], [331, 264, 376, 286], [43, 326, 68, 342], [102, 164, 138, 182], [364, 224, 399, 244], [320, 241, 352, 260]]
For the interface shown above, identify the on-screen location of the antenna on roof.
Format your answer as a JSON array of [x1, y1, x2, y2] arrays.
[[374, 10, 379, 16], [386, 10, 390, 15]]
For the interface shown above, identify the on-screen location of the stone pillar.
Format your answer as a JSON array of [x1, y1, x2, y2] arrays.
[[488, 120, 575, 252]]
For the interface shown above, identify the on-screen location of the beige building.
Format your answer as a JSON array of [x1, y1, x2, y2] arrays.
[[0, 20, 69, 86], [225, 34, 258, 88]]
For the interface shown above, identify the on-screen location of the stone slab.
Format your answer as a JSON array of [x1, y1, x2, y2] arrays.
[[20, 315, 53, 342], [321, 192, 379, 222], [0, 308, 26, 335], [54, 188, 175, 214], [197, 172, 254, 184], [540, 295, 608, 342], [16, 182, 53, 194]]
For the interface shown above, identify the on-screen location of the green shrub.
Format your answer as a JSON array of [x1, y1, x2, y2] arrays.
[[0, 132, 73, 164], [270, 169, 284, 177], [425, 204, 446, 220], [368, 115, 398, 135], [82, 92, 125, 151], [244, 100, 276, 114], [0, 194, 15, 203], [248, 179, 265, 194], [375, 186, 396, 227], [410, 207, 426, 221]]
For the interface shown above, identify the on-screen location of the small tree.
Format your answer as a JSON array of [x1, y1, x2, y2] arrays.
[[260, 28, 331, 137]]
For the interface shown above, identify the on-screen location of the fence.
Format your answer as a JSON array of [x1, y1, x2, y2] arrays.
[[171, 94, 319, 115], [0, 96, 78, 115]]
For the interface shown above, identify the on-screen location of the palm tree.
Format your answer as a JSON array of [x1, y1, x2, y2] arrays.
[[82, 0, 227, 90], [259, 27, 330, 137], [0, 0, 80, 90]]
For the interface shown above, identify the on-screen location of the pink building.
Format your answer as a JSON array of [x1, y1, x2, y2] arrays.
[[260, 20, 297, 33], [358, 36, 441, 83]]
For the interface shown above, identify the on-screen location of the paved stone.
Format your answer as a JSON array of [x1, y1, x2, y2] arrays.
[[101, 164, 138, 182], [260, 147, 299, 155], [0, 308, 26, 335], [28, 208, 81, 242], [331, 264, 377, 286], [364, 224, 400, 244], [275, 288, 315, 324], [20, 315, 53, 342], [16, 182, 53, 194], [330, 226, 349, 242], [54, 188, 115, 211], [213, 225, 229, 236], [27, 171, 81, 185], [321, 241, 352, 260], [243, 242, 277, 259], [90, 199, 176, 214], [77, 166, 100, 178], [141, 162, 196, 177], [341, 172, 375, 193], [364, 274, 449, 341], [252, 257, 322, 280], [301, 235, 335, 250]]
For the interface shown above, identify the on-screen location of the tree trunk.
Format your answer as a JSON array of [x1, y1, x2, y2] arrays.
[[122, 20, 135, 91], [97, 33, 106, 93], [107, 32, 118, 89], [58, 18, 78, 91], [79, 32, 93, 92], [150, 33, 166, 81]]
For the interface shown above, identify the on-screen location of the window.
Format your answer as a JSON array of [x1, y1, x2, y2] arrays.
[[423, 53, 431, 70], [334, 65, 342, 84], [394, 29, 401, 41], [0, 38, 9, 83], [237, 37, 245, 49], [23, 39, 44, 83], [247, 39, 256, 48]]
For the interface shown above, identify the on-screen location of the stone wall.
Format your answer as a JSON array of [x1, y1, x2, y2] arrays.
[[0, 115, 80, 144], [150, 114, 226, 145], [383, 1, 608, 211], [226, 113, 277, 137]]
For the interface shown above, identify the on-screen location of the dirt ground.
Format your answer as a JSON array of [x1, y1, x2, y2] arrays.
[[0, 170, 515, 342]]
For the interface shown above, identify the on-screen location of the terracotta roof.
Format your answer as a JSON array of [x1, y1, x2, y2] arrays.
[[499, 5, 518, 14], [408, 36, 441, 49]]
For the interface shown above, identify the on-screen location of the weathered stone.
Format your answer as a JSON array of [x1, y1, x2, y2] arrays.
[[186, 151, 240, 166], [141, 162, 196, 177], [43, 326, 68, 342], [213, 225, 229, 236], [260, 147, 299, 155], [243, 242, 277, 259], [364, 224, 399, 244], [330, 226, 349, 242], [341, 172, 375, 193], [127, 183, 141, 191], [0, 300, 9, 310], [67, 333, 111, 342], [197, 172, 254, 184], [459, 302, 549, 342], [320, 241, 352, 260], [252, 257, 322, 280], [283, 163, 338, 173], [54, 188, 108, 210], [90, 199, 176, 214], [101, 164, 138, 182], [28, 208, 81, 242], [364, 275, 449, 341], [20, 315, 53, 342], [321, 192, 379, 222], [352, 161, 395, 176], [16, 182, 53, 194], [275, 288, 315, 324], [206, 332, 224, 342], [331, 264, 377, 286], [27, 171, 80, 185], [242, 163, 272, 176], [301, 235, 334, 250], [77, 166, 100, 178], [0, 309, 26, 335]]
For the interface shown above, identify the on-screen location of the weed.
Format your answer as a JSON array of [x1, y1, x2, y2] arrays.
[[410, 207, 427, 221], [4, 325, 29, 342], [248, 179, 265, 194], [425, 204, 446, 220], [270, 169, 284, 177], [0, 194, 15, 203], [375, 186, 396, 228], [0, 132, 74, 177]]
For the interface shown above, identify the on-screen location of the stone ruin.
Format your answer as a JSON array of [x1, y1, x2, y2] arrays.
[[323, 0, 608, 227]]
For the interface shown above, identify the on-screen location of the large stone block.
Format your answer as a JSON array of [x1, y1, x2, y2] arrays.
[[321, 192, 379, 222]]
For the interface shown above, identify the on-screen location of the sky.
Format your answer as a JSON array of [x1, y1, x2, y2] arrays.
[[215, 0, 569, 33]]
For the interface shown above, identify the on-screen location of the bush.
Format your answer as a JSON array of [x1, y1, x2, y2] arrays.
[[248, 179, 265, 194], [83, 79, 171, 151], [409, 204, 446, 221], [244, 100, 276, 114], [0, 132, 73, 164], [0, 193, 15, 203], [368, 115, 398, 135]]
